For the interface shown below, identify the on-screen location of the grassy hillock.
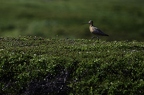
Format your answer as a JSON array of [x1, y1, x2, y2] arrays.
[[0, 36, 144, 94], [0, 0, 144, 40]]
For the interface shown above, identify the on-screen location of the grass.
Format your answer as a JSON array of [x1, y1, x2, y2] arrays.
[[0, 0, 144, 40], [0, 0, 144, 94], [0, 36, 144, 94]]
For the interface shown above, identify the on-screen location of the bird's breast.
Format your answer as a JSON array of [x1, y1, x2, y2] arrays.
[[89, 26, 94, 33]]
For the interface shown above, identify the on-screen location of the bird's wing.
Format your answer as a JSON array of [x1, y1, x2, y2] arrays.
[[92, 27, 108, 36]]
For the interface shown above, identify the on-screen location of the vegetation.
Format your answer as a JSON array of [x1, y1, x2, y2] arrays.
[[0, 0, 144, 40], [0, 0, 144, 94], [0, 36, 144, 94]]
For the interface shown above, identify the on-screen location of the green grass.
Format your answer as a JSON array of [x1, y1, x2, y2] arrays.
[[0, 36, 144, 94], [0, 0, 144, 40]]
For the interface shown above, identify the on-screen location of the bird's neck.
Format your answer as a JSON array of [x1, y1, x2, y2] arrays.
[[90, 24, 93, 27]]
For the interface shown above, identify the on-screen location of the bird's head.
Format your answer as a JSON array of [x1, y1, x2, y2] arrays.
[[88, 20, 93, 25]]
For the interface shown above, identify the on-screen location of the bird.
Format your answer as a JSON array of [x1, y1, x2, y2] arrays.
[[88, 20, 109, 40]]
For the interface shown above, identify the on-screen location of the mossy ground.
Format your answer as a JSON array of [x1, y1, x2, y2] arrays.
[[0, 36, 144, 94]]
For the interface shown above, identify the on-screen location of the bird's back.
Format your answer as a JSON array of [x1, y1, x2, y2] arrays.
[[89, 26, 109, 36]]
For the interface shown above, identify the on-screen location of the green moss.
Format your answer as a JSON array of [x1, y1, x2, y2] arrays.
[[0, 37, 144, 94]]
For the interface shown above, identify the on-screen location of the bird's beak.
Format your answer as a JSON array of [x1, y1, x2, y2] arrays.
[[82, 22, 89, 24]]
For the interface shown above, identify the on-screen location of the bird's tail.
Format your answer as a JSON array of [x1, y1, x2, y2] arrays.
[[103, 34, 109, 36], [105, 34, 109, 36]]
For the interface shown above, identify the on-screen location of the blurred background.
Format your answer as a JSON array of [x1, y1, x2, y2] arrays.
[[0, 0, 144, 41]]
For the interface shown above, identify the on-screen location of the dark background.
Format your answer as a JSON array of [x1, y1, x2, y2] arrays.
[[0, 0, 144, 41]]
